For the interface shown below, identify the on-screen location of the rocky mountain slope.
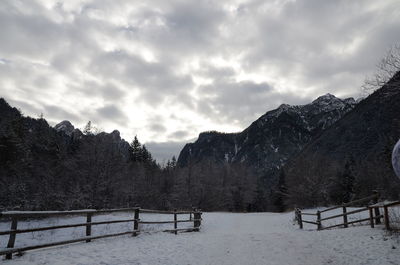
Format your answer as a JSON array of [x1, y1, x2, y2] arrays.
[[178, 94, 356, 173], [284, 73, 400, 208], [176, 94, 358, 211]]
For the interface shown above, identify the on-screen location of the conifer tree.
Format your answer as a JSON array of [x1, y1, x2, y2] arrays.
[[130, 136, 142, 162], [171, 156, 177, 168], [83, 121, 92, 135], [141, 145, 152, 163]]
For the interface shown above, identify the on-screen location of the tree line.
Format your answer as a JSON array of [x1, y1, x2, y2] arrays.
[[0, 103, 259, 211]]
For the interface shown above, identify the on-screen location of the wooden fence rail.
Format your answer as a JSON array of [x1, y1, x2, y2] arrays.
[[0, 207, 202, 260], [369, 201, 400, 230], [295, 192, 400, 232]]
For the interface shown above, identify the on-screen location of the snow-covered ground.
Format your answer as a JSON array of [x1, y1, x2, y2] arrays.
[[0, 212, 193, 248], [1, 210, 400, 265]]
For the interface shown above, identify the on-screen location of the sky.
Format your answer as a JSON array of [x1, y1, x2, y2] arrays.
[[1, 0, 400, 163]]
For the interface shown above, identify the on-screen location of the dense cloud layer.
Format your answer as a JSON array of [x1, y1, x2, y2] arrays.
[[1, 0, 399, 161]]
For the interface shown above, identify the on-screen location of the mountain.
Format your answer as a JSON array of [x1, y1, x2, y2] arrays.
[[178, 94, 356, 172], [54, 120, 132, 160], [0, 99, 164, 211], [54, 120, 76, 136], [284, 73, 400, 208], [175, 94, 357, 211]]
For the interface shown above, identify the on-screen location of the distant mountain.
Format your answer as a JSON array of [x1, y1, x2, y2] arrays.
[[284, 73, 400, 208], [53, 120, 132, 160], [54, 120, 75, 136], [178, 94, 356, 172], [0, 99, 164, 210], [176, 94, 357, 211]]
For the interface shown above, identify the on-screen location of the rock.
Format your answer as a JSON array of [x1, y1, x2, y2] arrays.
[[54, 120, 75, 136]]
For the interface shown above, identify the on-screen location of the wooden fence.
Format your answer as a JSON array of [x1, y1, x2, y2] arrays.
[[295, 191, 400, 231], [0, 207, 202, 260]]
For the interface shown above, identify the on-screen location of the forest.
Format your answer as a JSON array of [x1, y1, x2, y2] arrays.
[[1, 70, 400, 213], [0, 100, 260, 211]]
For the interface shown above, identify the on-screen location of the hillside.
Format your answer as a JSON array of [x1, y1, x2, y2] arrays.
[[284, 73, 400, 208], [0, 98, 165, 210], [178, 94, 356, 170], [176, 94, 357, 211]]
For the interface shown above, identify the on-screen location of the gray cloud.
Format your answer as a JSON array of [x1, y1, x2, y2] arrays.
[[168, 130, 190, 140], [96, 105, 128, 125], [193, 63, 312, 127], [234, 0, 400, 95], [0, 0, 399, 161], [44, 104, 82, 123], [148, 123, 167, 133], [5, 98, 42, 117], [90, 50, 194, 105], [199, 80, 273, 122], [77, 81, 127, 101]]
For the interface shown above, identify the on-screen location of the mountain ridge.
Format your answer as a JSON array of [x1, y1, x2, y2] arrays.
[[284, 72, 400, 207], [0, 98, 163, 210], [178, 93, 357, 170]]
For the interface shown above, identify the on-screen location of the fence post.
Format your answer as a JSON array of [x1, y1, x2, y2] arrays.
[[193, 209, 197, 229], [190, 207, 195, 221], [6, 217, 18, 260], [198, 210, 202, 228], [369, 207, 374, 228], [342, 206, 348, 228], [193, 209, 201, 231], [373, 190, 381, 224], [384, 205, 390, 230], [298, 209, 303, 229], [174, 209, 178, 235], [133, 208, 140, 236], [317, 210, 321, 230], [86, 213, 92, 242]]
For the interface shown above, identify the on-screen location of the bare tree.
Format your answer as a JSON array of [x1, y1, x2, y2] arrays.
[[362, 44, 400, 93]]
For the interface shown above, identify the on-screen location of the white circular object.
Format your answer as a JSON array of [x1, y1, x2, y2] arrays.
[[392, 139, 400, 178]]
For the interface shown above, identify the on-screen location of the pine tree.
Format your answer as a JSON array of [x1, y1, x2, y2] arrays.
[[83, 121, 92, 135], [141, 145, 153, 163], [166, 159, 171, 170], [171, 156, 177, 168], [130, 136, 142, 162]]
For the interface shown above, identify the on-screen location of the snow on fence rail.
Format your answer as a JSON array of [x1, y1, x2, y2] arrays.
[[0, 207, 202, 260], [295, 191, 400, 231]]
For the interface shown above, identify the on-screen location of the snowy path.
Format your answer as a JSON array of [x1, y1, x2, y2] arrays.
[[2, 212, 400, 265]]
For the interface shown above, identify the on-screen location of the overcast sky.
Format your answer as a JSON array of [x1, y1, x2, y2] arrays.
[[1, 0, 399, 162]]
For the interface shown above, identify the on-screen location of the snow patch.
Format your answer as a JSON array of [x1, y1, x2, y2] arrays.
[[2, 211, 399, 265]]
